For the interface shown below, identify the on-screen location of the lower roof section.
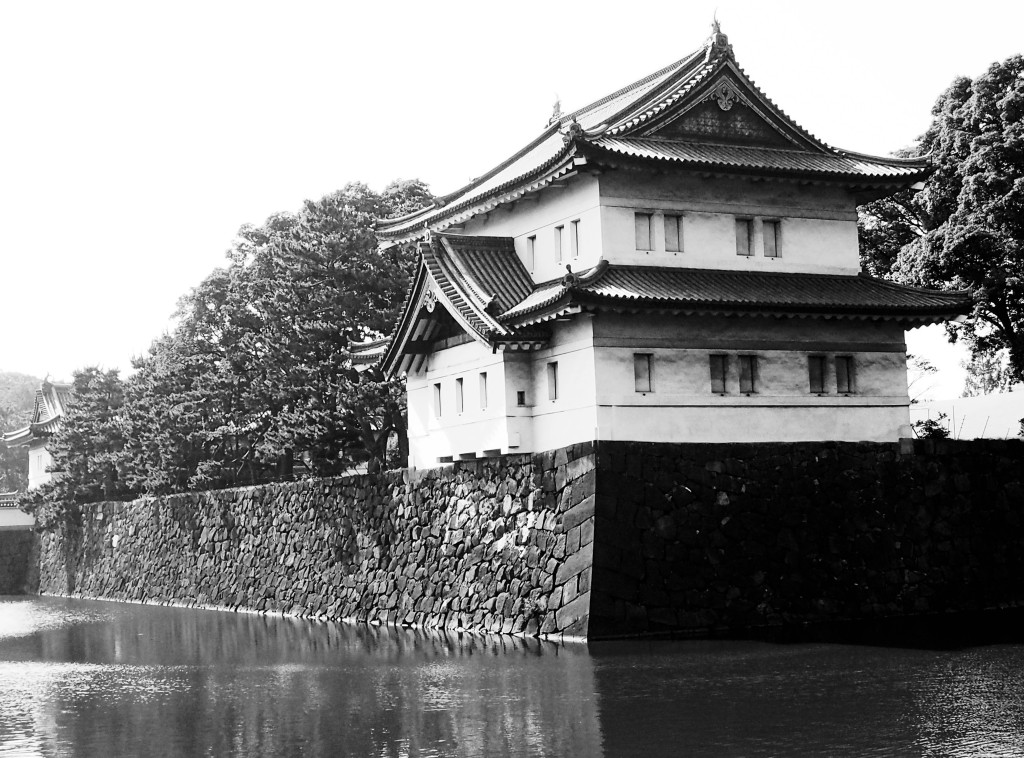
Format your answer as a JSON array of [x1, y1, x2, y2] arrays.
[[502, 264, 972, 326]]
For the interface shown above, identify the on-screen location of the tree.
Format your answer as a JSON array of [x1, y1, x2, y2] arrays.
[[121, 180, 431, 494], [19, 368, 133, 527], [859, 56, 1024, 380], [961, 350, 1013, 397], [0, 371, 42, 492]]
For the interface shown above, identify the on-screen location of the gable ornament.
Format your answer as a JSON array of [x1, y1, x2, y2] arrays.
[[709, 81, 739, 111], [424, 286, 438, 313]]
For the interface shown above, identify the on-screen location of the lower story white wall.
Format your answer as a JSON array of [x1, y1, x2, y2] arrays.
[[596, 404, 910, 443]]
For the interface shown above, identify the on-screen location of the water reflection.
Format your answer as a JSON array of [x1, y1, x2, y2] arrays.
[[2, 597, 1024, 757], [0, 597, 600, 757]]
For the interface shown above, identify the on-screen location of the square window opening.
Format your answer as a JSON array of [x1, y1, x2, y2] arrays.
[[516, 390, 526, 407], [836, 356, 854, 394], [547, 362, 559, 401], [635, 212, 653, 251], [710, 354, 728, 394], [808, 355, 826, 394], [634, 353, 653, 393], [763, 220, 780, 258], [739, 355, 758, 394], [665, 215, 684, 253], [736, 218, 753, 257]]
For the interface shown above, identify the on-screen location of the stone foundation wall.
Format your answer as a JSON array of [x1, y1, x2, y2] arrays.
[[38, 445, 597, 638], [589, 439, 1024, 637], [35, 439, 1024, 640], [0, 529, 39, 594]]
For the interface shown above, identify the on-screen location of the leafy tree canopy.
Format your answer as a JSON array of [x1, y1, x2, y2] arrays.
[[122, 180, 431, 495], [858, 55, 1024, 379], [0, 370, 42, 492], [19, 368, 131, 527]]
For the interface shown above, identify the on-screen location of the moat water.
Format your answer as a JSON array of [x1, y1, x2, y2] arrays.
[[2, 597, 1024, 757]]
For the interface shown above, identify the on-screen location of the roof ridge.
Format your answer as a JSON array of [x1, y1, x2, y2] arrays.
[[563, 46, 707, 125]]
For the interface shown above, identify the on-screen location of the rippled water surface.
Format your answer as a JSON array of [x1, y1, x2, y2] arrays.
[[2, 597, 1024, 757]]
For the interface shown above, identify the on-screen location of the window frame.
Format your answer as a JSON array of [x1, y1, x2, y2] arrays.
[[739, 354, 758, 394], [634, 212, 653, 251], [735, 218, 754, 257], [479, 372, 488, 410], [570, 219, 580, 259], [634, 353, 653, 393], [526, 235, 536, 272], [433, 382, 442, 418], [547, 361, 559, 401], [665, 214, 684, 253], [808, 355, 827, 394], [763, 219, 781, 258], [710, 354, 728, 394], [554, 225, 564, 263], [455, 376, 464, 414], [835, 356, 855, 394]]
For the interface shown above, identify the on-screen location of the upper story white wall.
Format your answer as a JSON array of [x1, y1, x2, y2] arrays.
[[599, 171, 862, 274], [455, 168, 864, 281], [461, 174, 602, 284]]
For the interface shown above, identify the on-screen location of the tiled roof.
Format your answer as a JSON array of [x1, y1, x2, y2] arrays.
[[441, 235, 536, 315], [1, 380, 72, 447], [346, 337, 389, 367], [588, 138, 927, 179], [377, 28, 927, 241], [501, 265, 972, 323], [381, 234, 548, 375]]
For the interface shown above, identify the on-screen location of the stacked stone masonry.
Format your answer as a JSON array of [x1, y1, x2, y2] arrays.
[[0, 530, 39, 595], [590, 439, 1024, 637], [34, 439, 1024, 639], [37, 444, 597, 638]]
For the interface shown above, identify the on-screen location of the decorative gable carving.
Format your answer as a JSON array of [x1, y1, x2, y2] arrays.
[[646, 99, 796, 148]]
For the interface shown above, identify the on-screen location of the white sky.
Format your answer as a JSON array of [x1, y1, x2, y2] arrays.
[[2, 0, 1021, 398]]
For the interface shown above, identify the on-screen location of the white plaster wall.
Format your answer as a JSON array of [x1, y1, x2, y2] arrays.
[[28, 441, 52, 490], [406, 341, 515, 467], [599, 171, 862, 274], [590, 313, 912, 442], [596, 405, 909, 443], [527, 317, 600, 452], [462, 174, 604, 283]]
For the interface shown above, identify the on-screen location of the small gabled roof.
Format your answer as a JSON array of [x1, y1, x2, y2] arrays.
[[381, 234, 547, 375], [502, 264, 972, 326], [378, 24, 928, 242], [1, 380, 73, 447], [345, 337, 389, 369]]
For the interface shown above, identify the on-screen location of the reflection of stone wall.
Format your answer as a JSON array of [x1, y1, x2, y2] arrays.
[[37, 444, 596, 638], [590, 439, 1024, 637], [15, 602, 602, 757], [0, 529, 38, 594]]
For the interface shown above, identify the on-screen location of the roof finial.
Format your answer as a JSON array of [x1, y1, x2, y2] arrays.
[[548, 95, 562, 126], [706, 10, 733, 61]]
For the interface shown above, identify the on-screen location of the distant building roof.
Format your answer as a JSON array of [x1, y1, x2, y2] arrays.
[[378, 25, 928, 242], [1, 380, 72, 447]]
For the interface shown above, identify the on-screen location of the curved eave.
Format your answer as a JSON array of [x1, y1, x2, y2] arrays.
[[1, 426, 32, 447], [581, 140, 928, 186], [378, 146, 578, 241], [507, 295, 969, 329]]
